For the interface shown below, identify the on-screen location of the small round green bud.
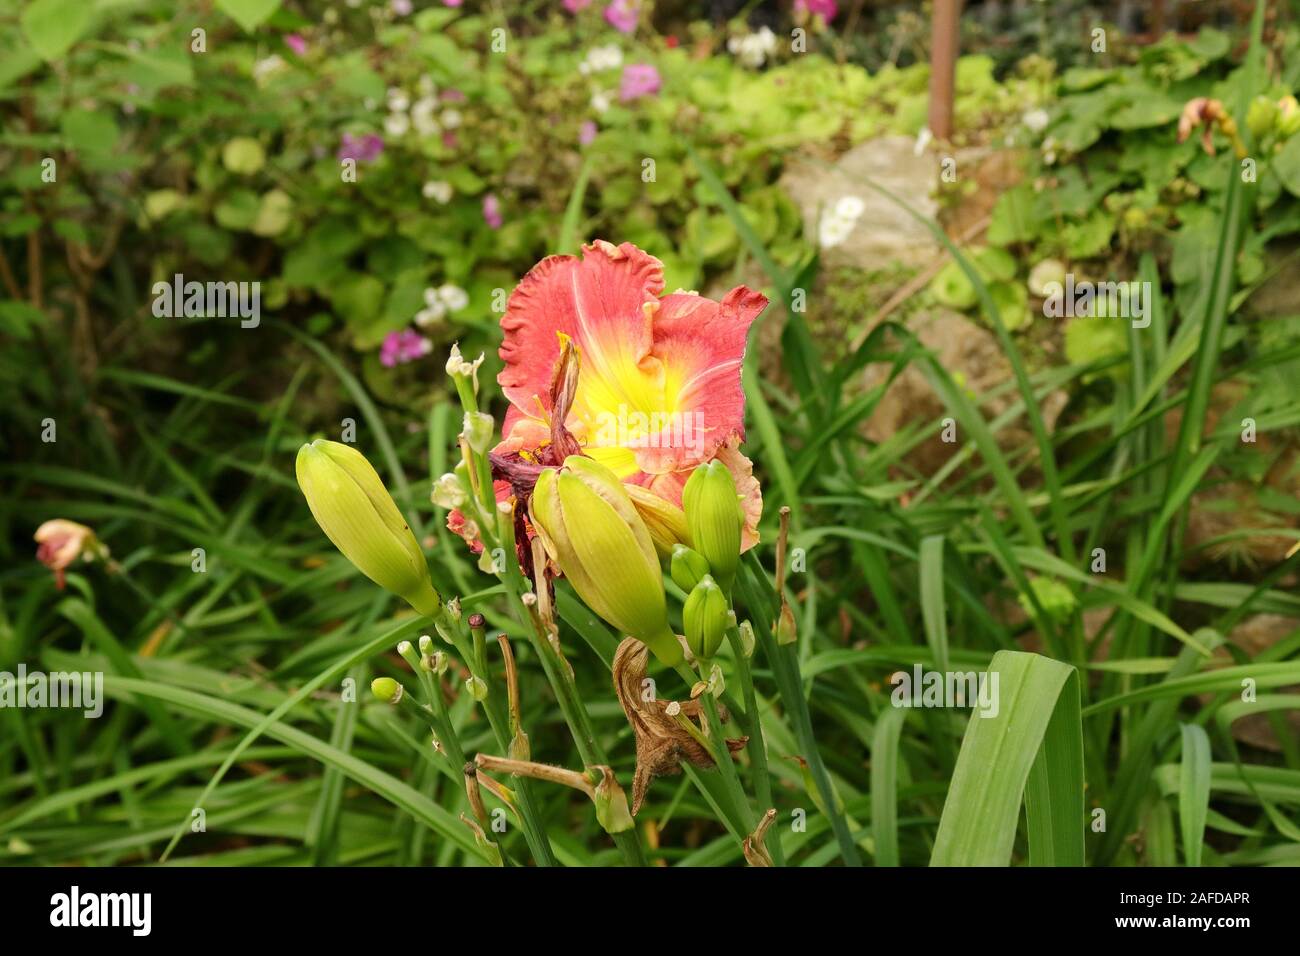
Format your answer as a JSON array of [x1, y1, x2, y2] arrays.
[[670, 544, 711, 592], [371, 677, 403, 703]]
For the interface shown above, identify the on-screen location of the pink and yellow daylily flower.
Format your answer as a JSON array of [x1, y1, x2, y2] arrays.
[[477, 239, 766, 552]]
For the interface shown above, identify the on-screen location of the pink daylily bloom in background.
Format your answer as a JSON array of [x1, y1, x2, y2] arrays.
[[490, 240, 767, 549], [285, 34, 307, 56], [795, 0, 838, 21], [604, 0, 638, 33], [619, 63, 661, 102], [483, 193, 503, 229], [338, 132, 384, 162], [380, 330, 432, 367]]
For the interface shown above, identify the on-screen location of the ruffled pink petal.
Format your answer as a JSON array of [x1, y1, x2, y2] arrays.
[[634, 286, 767, 474], [498, 240, 665, 430]]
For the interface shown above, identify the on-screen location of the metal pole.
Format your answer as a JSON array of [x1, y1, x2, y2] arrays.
[[928, 0, 961, 141]]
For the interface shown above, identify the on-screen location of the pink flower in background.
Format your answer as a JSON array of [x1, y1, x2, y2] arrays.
[[619, 63, 661, 102], [444, 0, 464, 6], [483, 193, 503, 229], [564, 0, 593, 11], [391, 0, 413, 15], [284, 33, 307, 56], [794, 0, 838, 22], [579, 120, 598, 145], [338, 132, 385, 162], [604, 0, 638, 33], [441, 88, 467, 103], [380, 330, 432, 367]]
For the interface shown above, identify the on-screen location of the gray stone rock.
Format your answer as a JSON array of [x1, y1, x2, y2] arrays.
[[780, 136, 942, 270]]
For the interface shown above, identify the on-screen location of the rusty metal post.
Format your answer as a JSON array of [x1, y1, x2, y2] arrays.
[[928, 0, 961, 141]]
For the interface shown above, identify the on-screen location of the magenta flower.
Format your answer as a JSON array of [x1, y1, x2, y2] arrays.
[[483, 193, 503, 229], [619, 63, 661, 102], [580, 120, 598, 146], [564, 0, 593, 11], [380, 330, 432, 367], [338, 132, 385, 163], [604, 0, 638, 34], [444, 0, 464, 6], [391, 0, 413, 15], [285, 33, 307, 56], [794, 0, 838, 22]]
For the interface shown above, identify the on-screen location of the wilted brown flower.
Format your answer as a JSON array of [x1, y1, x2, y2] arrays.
[[611, 637, 746, 814]]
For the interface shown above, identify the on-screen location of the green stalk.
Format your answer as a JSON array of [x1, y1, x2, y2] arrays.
[[738, 554, 861, 865], [726, 624, 784, 865]]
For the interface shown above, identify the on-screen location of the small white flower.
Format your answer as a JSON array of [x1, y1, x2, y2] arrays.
[[913, 126, 933, 156], [1022, 108, 1050, 133], [414, 305, 446, 329], [437, 284, 469, 312], [422, 180, 453, 203], [411, 97, 440, 136], [387, 87, 410, 112], [423, 288, 450, 311], [445, 342, 485, 388], [591, 90, 612, 113], [252, 55, 286, 81], [431, 473, 468, 510], [384, 111, 410, 137], [818, 213, 855, 249], [834, 195, 866, 221], [440, 108, 462, 130], [580, 44, 624, 75]]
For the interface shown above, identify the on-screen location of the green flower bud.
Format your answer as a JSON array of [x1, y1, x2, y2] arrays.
[[371, 677, 403, 703], [738, 619, 756, 658], [683, 575, 728, 660], [296, 440, 441, 616], [1247, 94, 1278, 140], [529, 456, 681, 666], [1278, 95, 1300, 138], [682, 460, 743, 591], [670, 544, 711, 592], [590, 767, 634, 834], [775, 599, 798, 646], [396, 640, 421, 670], [462, 411, 495, 454], [465, 674, 489, 701]]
